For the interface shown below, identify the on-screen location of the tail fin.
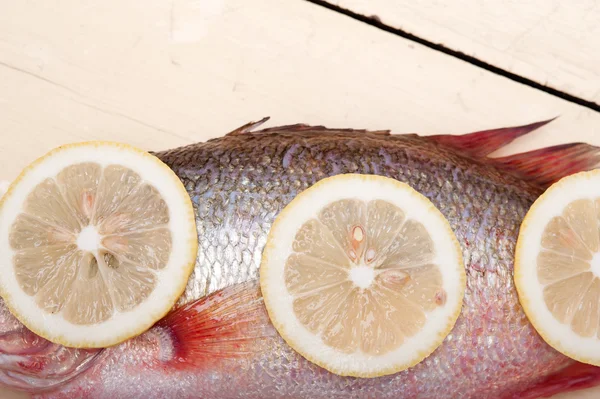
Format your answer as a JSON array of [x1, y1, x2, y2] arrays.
[[428, 119, 555, 158], [428, 119, 600, 189], [492, 143, 600, 188]]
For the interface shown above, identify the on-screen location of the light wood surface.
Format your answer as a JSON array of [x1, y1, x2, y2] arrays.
[[2, 0, 600, 182], [327, 0, 600, 103], [0, 0, 599, 398]]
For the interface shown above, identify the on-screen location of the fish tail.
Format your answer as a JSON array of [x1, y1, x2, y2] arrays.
[[492, 142, 600, 188], [428, 119, 555, 157], [429, 119, 600, 188]]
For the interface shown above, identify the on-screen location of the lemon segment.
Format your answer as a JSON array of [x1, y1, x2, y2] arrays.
[[0, 142, 197, 348], [516, 169, 600, 365], [260, 174, 465, 378]]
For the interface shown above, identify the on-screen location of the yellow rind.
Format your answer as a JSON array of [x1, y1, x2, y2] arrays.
[[260, 173, 466, 378], [0, 141, 198, 349], [515, 169, 600, 366]]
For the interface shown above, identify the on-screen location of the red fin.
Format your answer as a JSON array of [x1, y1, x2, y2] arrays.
[[428, 119, 555, 157], [157, 282, 274, 369], [509, 362, 600, 399], [492, 142, 600, 188]]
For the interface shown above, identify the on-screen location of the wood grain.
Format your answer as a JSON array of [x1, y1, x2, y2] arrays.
[[0, 0, 599, 398], [1, 0, 600, 182], [326, 0, 600, 104]]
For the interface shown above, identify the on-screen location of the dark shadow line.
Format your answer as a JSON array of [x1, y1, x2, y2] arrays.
[[304, 0, 600, 112]]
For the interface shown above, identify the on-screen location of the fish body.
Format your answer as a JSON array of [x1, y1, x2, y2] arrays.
[[1, 121, 599, 398]]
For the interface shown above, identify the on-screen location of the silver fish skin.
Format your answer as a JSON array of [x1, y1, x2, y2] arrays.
[[0, 122, 597, 399]]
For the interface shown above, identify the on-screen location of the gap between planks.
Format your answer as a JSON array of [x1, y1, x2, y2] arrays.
[[304, 0, 600, 113]]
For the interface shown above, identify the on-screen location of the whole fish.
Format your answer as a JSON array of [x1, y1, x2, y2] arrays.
[[1, 119, 600, 399]]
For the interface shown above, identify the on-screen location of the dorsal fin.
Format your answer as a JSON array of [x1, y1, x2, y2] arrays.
[[256, 124, 390, 136], [227, 119, 390, 136], [428, 119, 555, 157], [226, 117, 271, 136], [492, 143, 600, 188], [225, 118, 598, 189]]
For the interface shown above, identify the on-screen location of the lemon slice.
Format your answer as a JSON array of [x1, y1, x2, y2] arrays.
[[0, 142, 197, 348], [260, 174, 465, 377], [515, 170, 600, 365]]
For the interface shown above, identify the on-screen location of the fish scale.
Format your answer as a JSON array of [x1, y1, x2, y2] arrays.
[[155, 129, 565, 397], [1, 121, 599, 398]]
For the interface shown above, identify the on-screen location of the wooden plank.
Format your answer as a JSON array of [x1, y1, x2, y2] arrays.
[[1, 0, 600, 183], [0, 1, 599, 398], [327, 0, 600, 104]]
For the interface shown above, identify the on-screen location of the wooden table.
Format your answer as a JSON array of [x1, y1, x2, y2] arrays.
[[0, 1, 599, 398]]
